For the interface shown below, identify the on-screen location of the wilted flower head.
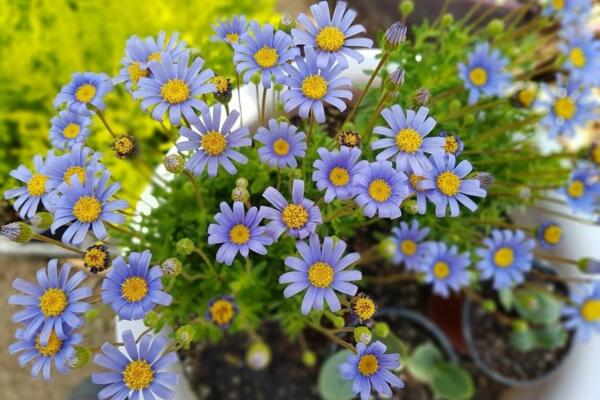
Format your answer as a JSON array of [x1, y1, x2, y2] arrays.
[[112, 134, 137, 159], [336, 130, 361, 148]]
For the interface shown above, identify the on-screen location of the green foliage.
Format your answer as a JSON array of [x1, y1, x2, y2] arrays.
[[513, 287, 561, 325], [318, 351, 355, 400], [406, 342, 444, 382], [431, 362, 475, 400], [510, 323, 568, 352]]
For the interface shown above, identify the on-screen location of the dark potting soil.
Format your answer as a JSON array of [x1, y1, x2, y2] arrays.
[[179, 322, 329, 400], [467, 276, 572, 383]]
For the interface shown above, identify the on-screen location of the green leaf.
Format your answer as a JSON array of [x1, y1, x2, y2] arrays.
[[318, 351, 355, 400], [431, 362, 475, 400], [514, 287, 561, 325], [534, 324, 568, 350], [406, 342, 444, 383], [373, 331, 410, 362], [510, 330, 536, 352], [498, 288, 514, 311]]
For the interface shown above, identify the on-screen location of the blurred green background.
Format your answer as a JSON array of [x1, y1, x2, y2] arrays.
[[0, 0, 279, 215]]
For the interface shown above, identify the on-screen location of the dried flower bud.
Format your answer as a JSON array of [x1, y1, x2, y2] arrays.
[[161, 257, 182, 276], [412, 87, 431, 107], [336, 130, 361, 148], [211, 75, 232, 104], [278, 13, 296, 34], [163, 154, 185, 174], [354, 326, 372, 345], [176, 325, 196, 349], [301, 350, 317, 367], [1, 222, 33, 243], [67, 346, 91, 369], [232, 186, 250, 202], [384, 22, 407, 50], [30, 212, 53, 230], [474, 172, 494, 190], [387, 67, 405, 90], [176, 238, 194, 256], [112, 134, 137, 159], [83, 244, 111, 274], [246, 341, 272, 370]]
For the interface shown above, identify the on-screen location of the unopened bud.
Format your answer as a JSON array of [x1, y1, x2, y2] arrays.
[[163, 154, 185, 174], [236, 177, 249, 188], [374, 322, 390, 338], [482, 300, 497, 313], [302, 350, 317, 367], [412, 88, 430, 107], [387, 67, 405, 90], [378, 238, 397, 260], [112, 134, 137, 159], [354, 326, 373, 344], [232, 186, 250, 202], [333, 316, 345, 329], [402, 199, 419, 215], [67, 346, 91, 369], [384, 22, 407, 51], [400, 0, 414, 16], [278, 13, 296, 34], [161, 257, 182, 276], [176, 325, 196, 348], [176, 238, 194, 256], [474, 172, 494, 190], [246, 342, 271, 370], [486, 19, 505, 36], [441, 13, 454, 26], [512, 319, 529, 333], [1, 222, 33, 243], [211, 76, 232, 105], [144, 311, 161, 329], [30, 212, 53, 230]]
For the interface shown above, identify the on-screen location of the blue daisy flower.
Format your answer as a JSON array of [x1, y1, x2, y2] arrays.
[[280, 235, 361, 315], [9, 327, 82, 381], [255, 119, 307, 168], [420, 241, 471, 297], [339, 340, 404, 400], [419, 154, 487, 218], [293, 1, 373, 69], [53, 72, 114, 116], [354, 160, 410, 219], [205, 295, 239, 329], [475, 229, 535, 290], [372, 105, 444, 171], [4, 153, 56, 219], [559, 27, 600, 86], [134, 53, 215, 126], [8, 259, 91, 345], [563, 282, 600, 341], [233, 22, 298, 88], [404, 162, 431, 214], [536, 221, 563, 249], [536, 76, 598, 138], [101, 250, 172, 321], [260, 179, 322, 240], [92, 329, 179, 400], [44, 143, 104, 196], [114, 31, 189, 92], [390, 219, 430, 271], [281, 46, 352, 123], [312, 146, 369, 203], [543, 0, 592, 26], [212, 15, 249, 46], [50, 169, 128, 245], [441, 131, 464, 157], [208, 201, 273, 266], [560, 166, 600, 215], [49, 110, 92, 150], [177, 104, 251, 177], [458, 42, 511, 104]]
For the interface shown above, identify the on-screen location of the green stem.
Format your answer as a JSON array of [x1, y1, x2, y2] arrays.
[[33, 234, 85, 255], [363, 89, 392, 145], [301, 112, 315, 179], [307, 321, 356, 354], [193, 246, 216, 276], [183, 170, 205, 210], [95, 109, 117, 138], [107, 222, 144, 240], [235, 71, 244, 126], [260, 88, 267, 126]]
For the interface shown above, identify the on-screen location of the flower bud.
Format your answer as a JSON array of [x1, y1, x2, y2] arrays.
[[84, 309, 99, 321], [163, 154, 185, 174], [473, 172, 494, 190], [378, 238, 397, 261], [289, 169, 302, 179], [235, 177, 249, 188], [176, 325, 196, 349], [302, 350, 317, 367], [232, 186, 250, 203], [578, 258, 600, 274], [400, 0, 414, 16], [250, 73, 261, 85], [373, 322, 390, 338], [161, 257, 182, 276], [589, 142, 600, 167], [449, 99, 462, 111], [332, 316, 346, 329], [176, 238, 194, 256], [486, 19, 505, 36], [412, 87, 430, 107], [278, 13, 296, 34], [211, 76, 232, 105], [518, 186, 531, 200], [441, 13, 454, 26], [112, 134, 137, 159], [246, 341, 272, 370], [512, 319, 529, 333], [386, 67, 405, 90], [482, 300, 497, 313], [384, 22, 407, 51], [30, 212, 53, 230], [354, 326, 372, 345], [67, 346, 91, 369], [144, 311, 161, 329], [402, 199, 419, 215], [1, 222, 33, 243]]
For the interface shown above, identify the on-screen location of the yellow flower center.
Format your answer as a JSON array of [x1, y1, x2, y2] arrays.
[[121, 276, 148, 303], [581, 299, 600, 322], [123, 360, 154, 390], [114, 135, 135, 156], [225, 33, 240, 44], [353, 297, 376, 321], [436, 171, 461, 196], [281, 204, 309, 229], [569, 47, 586, 68], [35, 331, 62, 357], [444, 136, 459, 154], [128, 62, 148, 82], [517, 88, 536, 107], [567, 180, 585, 198], [210, 299, 235, 325], [329, 167, 350, 187], [160, 79, 190, 104], [254, 46, 279, 68], [301, 75, 328, 100], [395, 128, 423, 153], [554, 97, 576, 120], [64, 166, 86, 186], [201, 131, 227, 156], [552, 0, 564, 9], [493, 247, 514, 268], [211, 76, 230, 94], [315, 26, 345, 52], [401, 239, 417, 256], [272, 138, 290, 156], [39, 288, 68, 317], [543, 225, 562, 245], [84, 248, 107, 269], [368, 179, 392, 203], [469, 67, 488, 86], [229, 224, 250, 245], [27, 173, 47, 196], [72, 196, 102, 223], [147, 51, 161, 62], [409, 174, 424, 191], [307, 262, 334, 288], [357, 354, 379, 376], [63, 123, 81, 139], [75, 83, 97, 103], [433, 261, 450, 279]]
